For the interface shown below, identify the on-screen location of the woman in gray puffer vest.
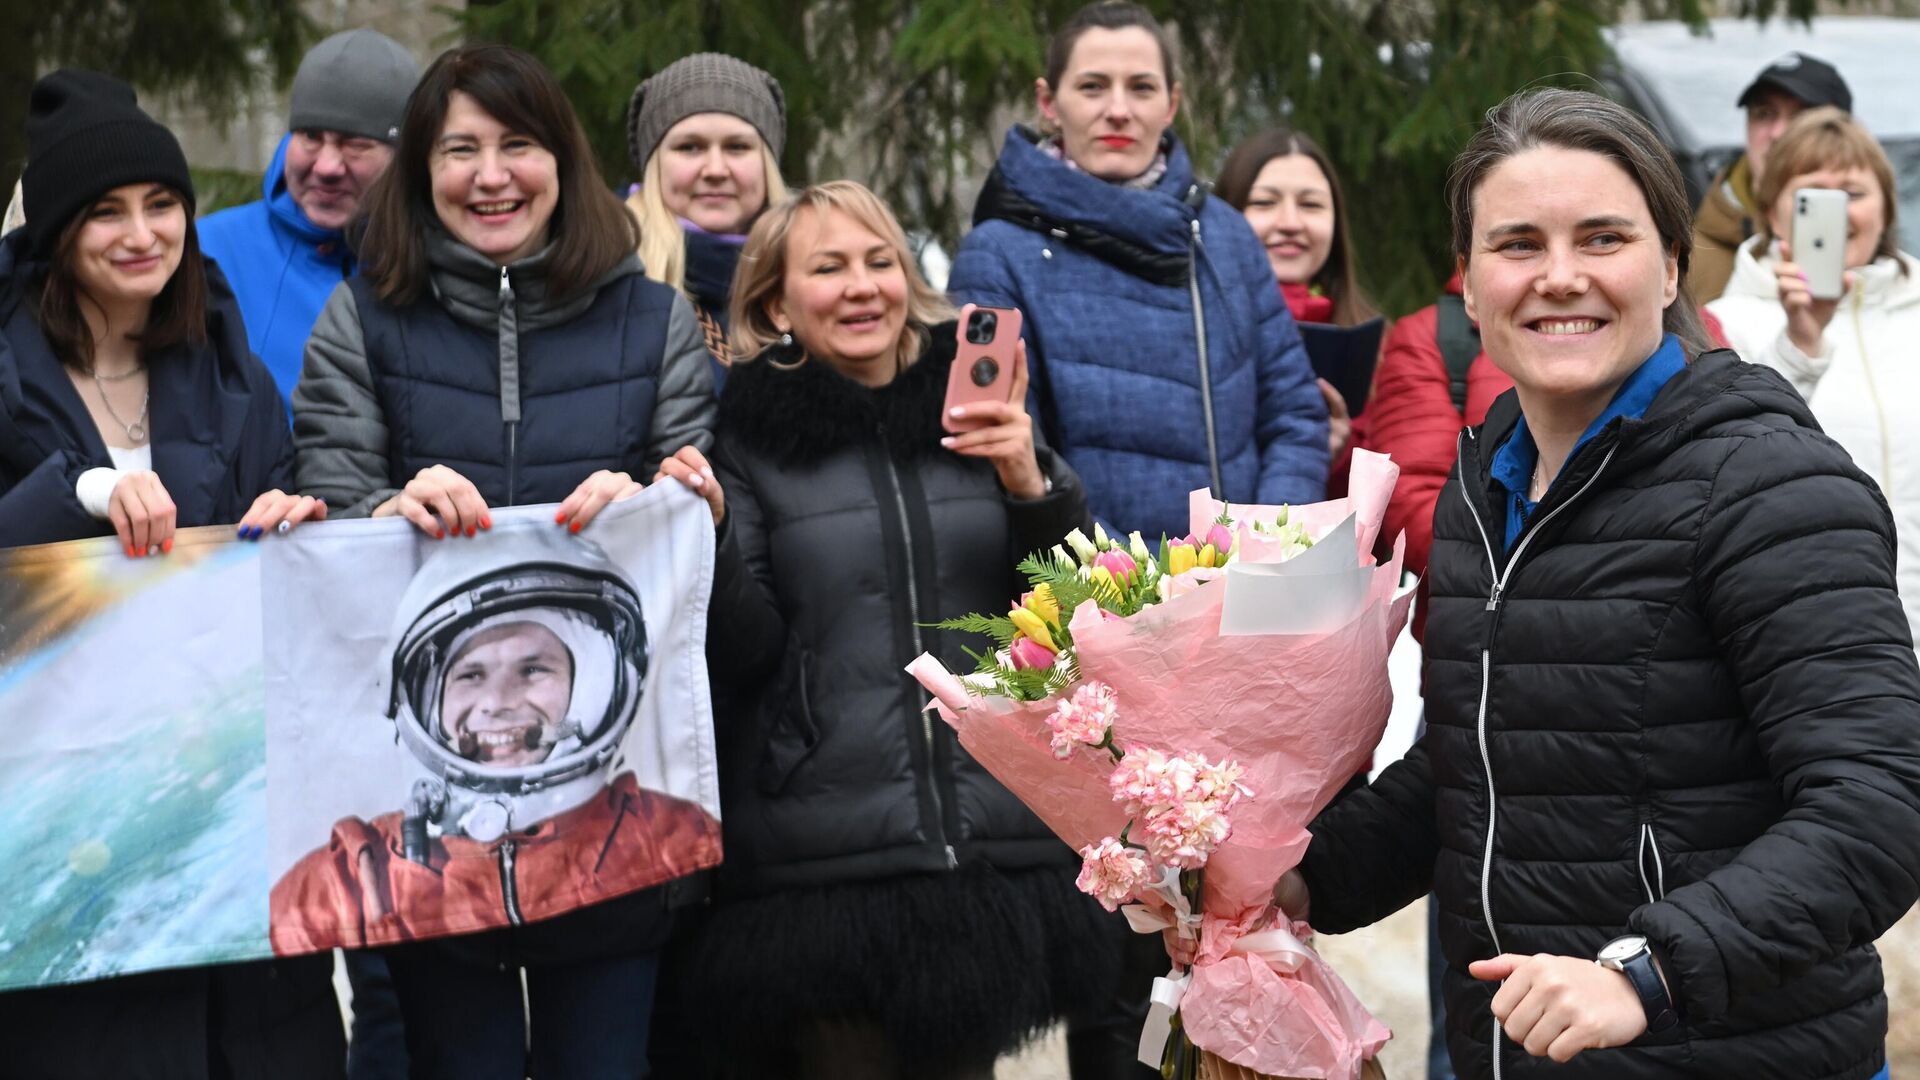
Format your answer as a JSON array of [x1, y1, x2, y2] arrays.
[[290, 45, 715, 1079]]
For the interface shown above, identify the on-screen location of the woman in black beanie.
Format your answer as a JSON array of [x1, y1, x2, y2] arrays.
[[0, 70, 342, 1078]]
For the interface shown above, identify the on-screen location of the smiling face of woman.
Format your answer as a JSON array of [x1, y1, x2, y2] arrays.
[[429, 91, 560, 265], [1461, 145, 1677, 412], [1241, 153, 1336, 286], [1037, 26, 1180, 182], [657, 112, 769, 235], [67, 183, 187, 313], [767, 206, 910, 385]]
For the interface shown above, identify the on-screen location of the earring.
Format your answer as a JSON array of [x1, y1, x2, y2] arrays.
[[779, 331, 793, 346]]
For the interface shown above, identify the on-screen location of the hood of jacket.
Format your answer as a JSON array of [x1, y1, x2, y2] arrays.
[[1721, 232, 1920, 311], [1696, 155, 1757, 249], [1471, 346, 1820, 493], [262, 134, 344, 248], [718, 321, 957, 464], [423, 225, 643, 334], [970, 125, 1204, 287]]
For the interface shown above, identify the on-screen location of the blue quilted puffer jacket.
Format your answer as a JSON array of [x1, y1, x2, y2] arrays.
[[948, 126, 1328, 542]]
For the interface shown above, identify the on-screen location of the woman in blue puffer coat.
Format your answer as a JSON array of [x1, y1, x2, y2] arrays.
[[947, 1, 1328, 544]]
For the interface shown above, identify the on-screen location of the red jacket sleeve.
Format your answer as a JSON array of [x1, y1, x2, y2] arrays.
[[1363, 306, 1468, 586]]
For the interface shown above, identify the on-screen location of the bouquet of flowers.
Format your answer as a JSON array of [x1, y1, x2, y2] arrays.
[[907, 450, 1414, 1080]]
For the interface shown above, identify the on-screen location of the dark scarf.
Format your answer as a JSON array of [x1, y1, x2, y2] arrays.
[[718, 322, 958, 464], [682, 224, 744, 325]]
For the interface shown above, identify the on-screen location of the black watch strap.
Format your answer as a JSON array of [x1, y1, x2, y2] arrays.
[[1619, 950, 1680, 1033]]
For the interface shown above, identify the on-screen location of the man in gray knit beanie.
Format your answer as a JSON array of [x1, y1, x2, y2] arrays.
[[199, 27, 419, 411]]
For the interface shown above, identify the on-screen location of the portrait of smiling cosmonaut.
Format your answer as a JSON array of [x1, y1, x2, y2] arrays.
[[386, 527, 648, 851], [269, 524, 724, 955]]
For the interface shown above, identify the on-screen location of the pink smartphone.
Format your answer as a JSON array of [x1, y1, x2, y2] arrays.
[[943, 304, 1023, 434]]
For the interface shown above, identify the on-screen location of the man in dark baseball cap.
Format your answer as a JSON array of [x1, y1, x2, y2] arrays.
[[1691, 52, 1853, 302]]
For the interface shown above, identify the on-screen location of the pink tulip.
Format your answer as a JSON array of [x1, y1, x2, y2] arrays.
[[1009, 636, 1058, 671], [1092, 548, 1138, 584], [1205, 523, 1234, 556]]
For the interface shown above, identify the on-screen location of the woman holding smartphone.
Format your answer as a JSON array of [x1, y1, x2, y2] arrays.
[[652, 180, 1107, 1079], [1284, 88, 1920, 1078], [1706, 106, 1920, 642]]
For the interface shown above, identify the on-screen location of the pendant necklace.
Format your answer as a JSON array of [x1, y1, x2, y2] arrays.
[[93, 367, 149, 444]]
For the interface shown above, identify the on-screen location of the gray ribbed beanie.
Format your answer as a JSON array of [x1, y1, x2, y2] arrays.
[[626, 53, 786, 174], [288, 28, 420, 144]]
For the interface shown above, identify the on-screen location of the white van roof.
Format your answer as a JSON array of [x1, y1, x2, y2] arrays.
[[1608, 17, 1920, 150]]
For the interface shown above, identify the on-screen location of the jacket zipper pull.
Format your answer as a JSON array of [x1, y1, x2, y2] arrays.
[[498, 265, 512, 305], [1485, 581, 1504, 613]]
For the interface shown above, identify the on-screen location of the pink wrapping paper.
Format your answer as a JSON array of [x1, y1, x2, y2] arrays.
[[909, 450, 1413, 1079]]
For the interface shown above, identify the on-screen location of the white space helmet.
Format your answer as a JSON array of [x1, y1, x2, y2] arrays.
[[385, 528, 648, 849]]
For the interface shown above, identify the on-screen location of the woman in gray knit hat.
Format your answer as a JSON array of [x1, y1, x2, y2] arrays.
[[624, 53, 789, 387]]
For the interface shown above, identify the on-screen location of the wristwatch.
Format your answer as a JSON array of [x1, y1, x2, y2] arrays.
[[1596, 935, 1679, 1033]]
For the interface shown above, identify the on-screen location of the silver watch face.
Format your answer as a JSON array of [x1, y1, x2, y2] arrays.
[[1598, 934, 1649, 964]]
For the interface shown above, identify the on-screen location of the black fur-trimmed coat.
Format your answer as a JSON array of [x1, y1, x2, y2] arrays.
[[706, 321, 1091, 896], [660, 323, 1111, 1073]]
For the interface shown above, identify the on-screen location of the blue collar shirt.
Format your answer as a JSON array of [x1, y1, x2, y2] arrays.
[[1489, 333, 1687, 550]]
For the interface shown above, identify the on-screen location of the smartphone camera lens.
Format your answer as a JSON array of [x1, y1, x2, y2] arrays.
[[965, 309, 998, 345], [970, 358, 1000, 387]]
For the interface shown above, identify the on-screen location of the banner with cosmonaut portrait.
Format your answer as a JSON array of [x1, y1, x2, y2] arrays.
[[0, 487, 720, 990]]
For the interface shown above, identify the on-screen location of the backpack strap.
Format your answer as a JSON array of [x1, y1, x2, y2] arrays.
[[1434, 293, 1480, 415]]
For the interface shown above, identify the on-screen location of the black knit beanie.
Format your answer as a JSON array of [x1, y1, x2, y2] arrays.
[[21, 70, 195, 259]]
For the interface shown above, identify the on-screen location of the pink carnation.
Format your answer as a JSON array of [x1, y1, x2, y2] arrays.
[[1140, 799, 1235, 869], [1046, 681, 1120, 758], [1108, 746, 1202, 817], [1075, 837, 1151, 911]]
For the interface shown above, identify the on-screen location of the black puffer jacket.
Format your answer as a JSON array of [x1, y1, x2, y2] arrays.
[[1302, 350, 1920, 1079], [707, 323, 1092, 896]]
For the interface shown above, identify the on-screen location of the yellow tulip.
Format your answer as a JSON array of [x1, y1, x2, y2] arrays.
[[1198, 543, 1219, 569], [1023, 583, 1061, 626], [1008, 607, 1057, 652], [1168, 544, 1197, 576]]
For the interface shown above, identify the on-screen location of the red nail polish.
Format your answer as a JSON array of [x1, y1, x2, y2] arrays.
[[466, 525, 477, 538], [126, 545, 136, 558], [162, 538, 173, 555], [481, 515, 492, 530], [555, 509, 568, 524], [569, 521, 582, 534], [139, 546, 148, 557], [435, 528, 445, 540]]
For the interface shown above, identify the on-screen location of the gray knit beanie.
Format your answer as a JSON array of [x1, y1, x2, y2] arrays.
[[626, 53, 786, 175], [288, 28, 420, 144]]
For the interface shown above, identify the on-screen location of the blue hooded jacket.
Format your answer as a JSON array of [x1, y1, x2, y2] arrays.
[[198, 135, 354, 413], [948, 127, 1327, 542]]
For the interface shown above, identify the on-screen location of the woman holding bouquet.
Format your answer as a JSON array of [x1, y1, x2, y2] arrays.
[[1289, 88, 1920, 1078], [651, 180, 1112, 1078]]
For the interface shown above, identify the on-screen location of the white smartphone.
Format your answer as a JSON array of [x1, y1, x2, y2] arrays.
[[1792, 187, 1849, 301]]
